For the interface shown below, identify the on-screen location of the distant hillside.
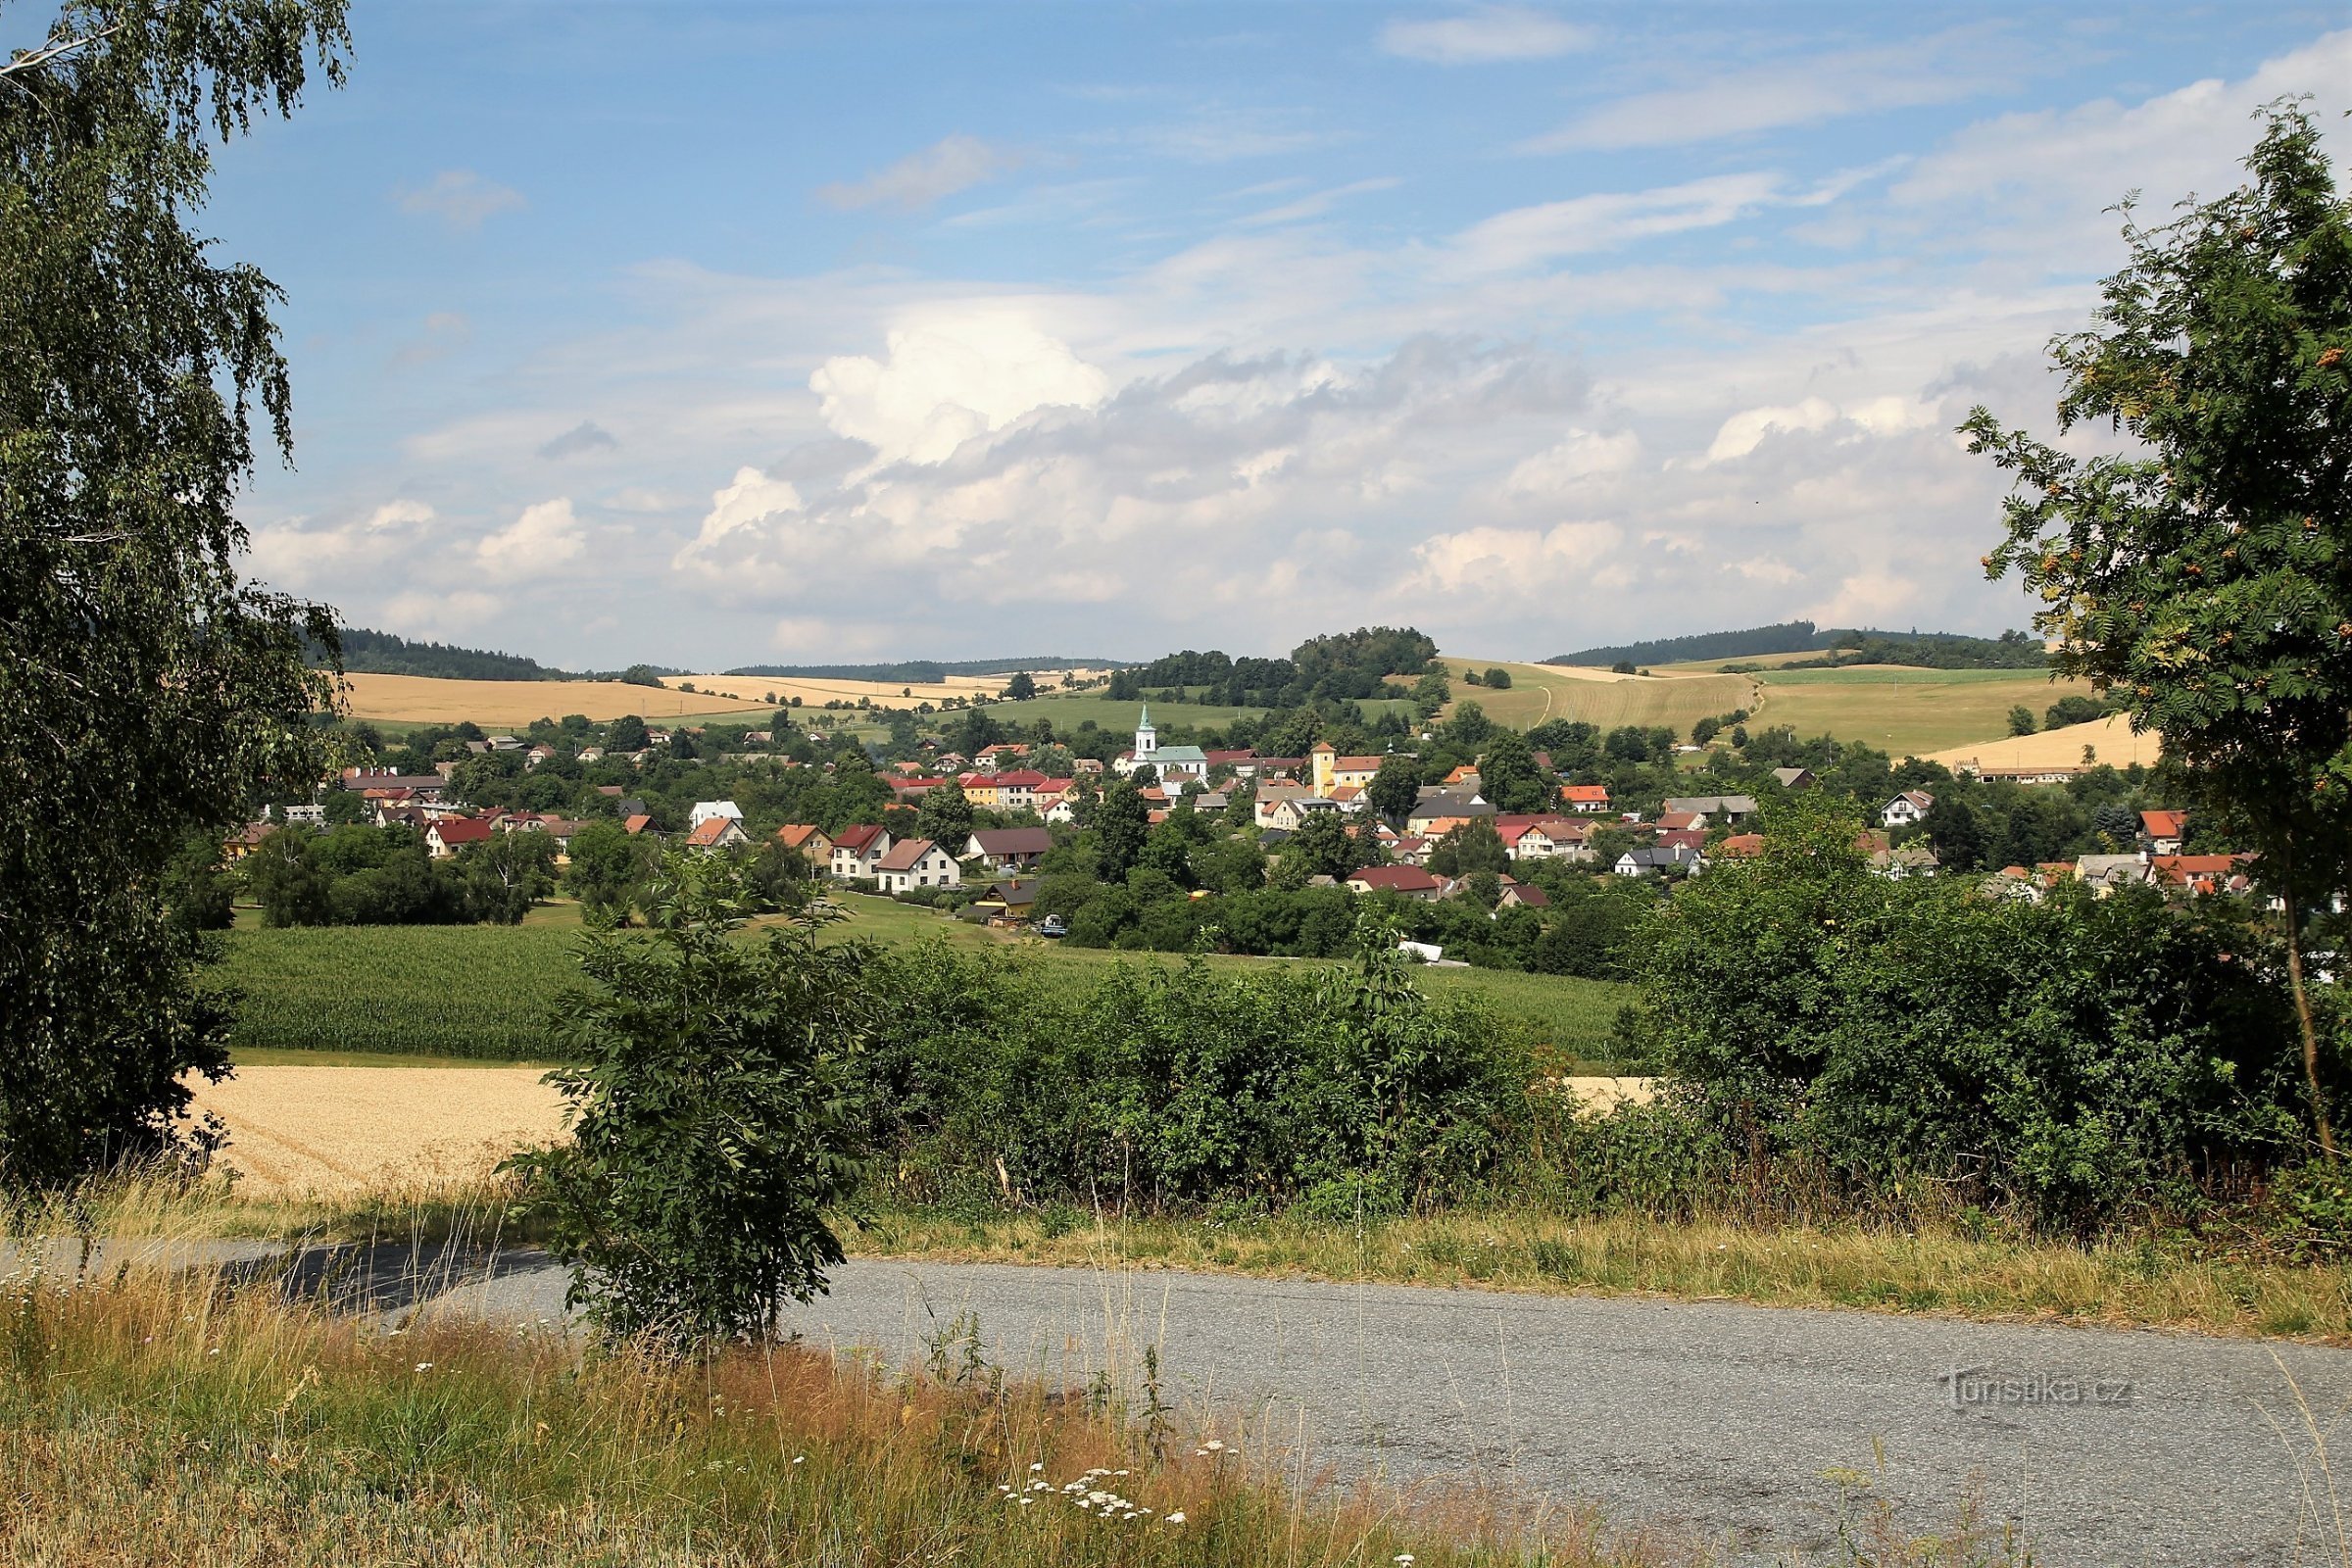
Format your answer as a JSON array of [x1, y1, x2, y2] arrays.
[[1550, 622, 1821, 667], [319, 627, 573, 681], [726, 657, 1122, 681], [1551, 622, 2047, 672]]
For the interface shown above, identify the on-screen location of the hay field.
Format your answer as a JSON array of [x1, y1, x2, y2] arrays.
[[1442, 658, 1755, 733], [1922, 712, 2160, 772], [1746, 667, 2106, 758], [340, 672, 767, 726], [186, 1065, 564, 1197]]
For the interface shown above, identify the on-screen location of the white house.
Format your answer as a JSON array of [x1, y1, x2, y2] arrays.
[[690, 799, 744, 829], [1882, 790, 1935, 828], [829, 824, 892, 879], [875, 836, 961, 894]]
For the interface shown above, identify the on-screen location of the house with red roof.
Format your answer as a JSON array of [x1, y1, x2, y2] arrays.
[[2139, 809, 2187, 856], [775, 824, 833, 864], [1560, 784, 1611, 812], [1346, 865, 1446, 901], [875, 836, 960, 894], [686, 815, 750, 852], [425, 817, 495, 858], [829, 824, 893, 880]]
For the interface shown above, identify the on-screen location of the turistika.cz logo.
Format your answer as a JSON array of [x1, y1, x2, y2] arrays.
[[1937, 1367, 2135, 1410]]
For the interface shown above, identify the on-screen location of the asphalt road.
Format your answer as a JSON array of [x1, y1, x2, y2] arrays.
[[14, 1241, 2346, 1565], [446, 1256, 2352, 1567]]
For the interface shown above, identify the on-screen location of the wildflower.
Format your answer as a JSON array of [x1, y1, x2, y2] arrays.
[[1163, 1511, 1186, 1525], [415, 1362, 433, 1372], [1017, 1496, 1034, 1507], [1030, 1461, 1045, 1472], [1397, 1556, 1416, 1565], [792, 1455, 806, 1465]]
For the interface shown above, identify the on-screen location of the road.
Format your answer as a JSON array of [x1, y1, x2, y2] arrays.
[[15, 1241, 2344, 1565], [449, 1256, 2351, 1566]]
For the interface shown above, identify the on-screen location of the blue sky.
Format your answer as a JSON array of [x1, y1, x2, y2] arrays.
[[178, 2, 2352, 669]]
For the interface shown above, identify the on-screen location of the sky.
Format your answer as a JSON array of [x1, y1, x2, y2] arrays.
[[172, 1, 2352, 669]]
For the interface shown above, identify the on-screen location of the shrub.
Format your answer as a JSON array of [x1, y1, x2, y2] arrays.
[[1631, 796, 2309, 1231], [507, 854, 879, 1348]]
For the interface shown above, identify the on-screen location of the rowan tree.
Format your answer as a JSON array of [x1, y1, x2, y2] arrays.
[[1966, 102, 2352, 1152]]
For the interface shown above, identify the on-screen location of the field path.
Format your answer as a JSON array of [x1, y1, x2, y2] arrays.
[[437, 1255, 2345, 1566]]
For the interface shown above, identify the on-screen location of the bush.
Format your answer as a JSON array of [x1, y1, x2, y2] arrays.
[[507, 855, 879, 1348], [1631, 796, 2309, 1231]]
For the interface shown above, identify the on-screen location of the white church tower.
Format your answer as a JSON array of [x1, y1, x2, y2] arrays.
[[1133, 704, 1157, 760]]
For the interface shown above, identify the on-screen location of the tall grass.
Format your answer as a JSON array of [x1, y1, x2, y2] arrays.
[[0, 1235, 1657, 1568]]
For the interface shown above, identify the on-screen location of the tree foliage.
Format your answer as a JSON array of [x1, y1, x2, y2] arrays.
[[1965, 103, 2352, 1149], [1, 1, 349, 1184], [507, 856, 877, 1348]]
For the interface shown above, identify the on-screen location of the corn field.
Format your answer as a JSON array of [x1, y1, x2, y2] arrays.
[[211, 926, 582, 1058]]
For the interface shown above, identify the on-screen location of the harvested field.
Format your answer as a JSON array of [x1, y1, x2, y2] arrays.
[[187, 1065, 564, 1197], [1922, 711, 2161, 772], [184, 1064, 1643, 1197], [664, 669, 1110, 710], [1441, 658, 1754, 732], [340, 672, 767, 726]]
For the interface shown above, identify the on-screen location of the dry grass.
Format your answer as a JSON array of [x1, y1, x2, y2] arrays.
[[847, 1205, 2352, 1345], [186, 1065, 565, 1198], [1742, 668, 2111, 759], [339, 673, 768, 726]]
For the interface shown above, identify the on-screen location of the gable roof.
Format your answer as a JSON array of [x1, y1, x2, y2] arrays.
[[686, 816, 743, 847], [875, 836, 942, 872], [2141, 809, 2188, 840], [431, 817, 495, 846], [832, 823, 887, 853], [970, 826, 1054, 857], [622, 814, 654, 835], [1348, 865, 1443, 893], [1560, 784, 1610, 804]]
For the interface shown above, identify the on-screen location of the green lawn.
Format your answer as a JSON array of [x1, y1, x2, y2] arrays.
[[214, 894, 1639, 1066]]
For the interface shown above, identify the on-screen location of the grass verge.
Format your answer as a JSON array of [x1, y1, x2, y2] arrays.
[[843, 1203, 2352, 1344]]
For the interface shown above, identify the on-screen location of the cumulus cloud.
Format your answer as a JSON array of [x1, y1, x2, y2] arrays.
[[1504, 428, 1642, 496], [1805, 569, 1924, 627], [816, 134, 1021, 211], [476, 499, 585, 579], [538, 420, 619, 461], [1380, 5, 1592, 65], [809, 310, 1112, 465], [393, 170, 525, 231], [1703, 394, 1939, 463], [674, 467, 805, 566]]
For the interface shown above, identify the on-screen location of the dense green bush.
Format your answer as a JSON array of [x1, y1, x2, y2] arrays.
[[1632, 796, 2312, 1231], [858, 919, 1534, 1211]]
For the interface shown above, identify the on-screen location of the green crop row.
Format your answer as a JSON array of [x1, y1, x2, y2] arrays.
[[208, 926, 585, 1059]]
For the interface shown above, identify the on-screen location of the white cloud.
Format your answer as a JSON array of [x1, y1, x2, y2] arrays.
[[1446, 172, 1786, 273], [1380, 5, 1593, 65], [1705, 397, 1840, 463], [675, 467, 805, 567], [1525, 28, 2014, 151], [1805, 569, 1924, 628], [393, 171, 525, 231], [815, 134, 1022, 211], [476, 499, 585, 580], [1505, 429, 1641, 495], [1404, 520, 1624, 603], [809, 309, 1111, 465]]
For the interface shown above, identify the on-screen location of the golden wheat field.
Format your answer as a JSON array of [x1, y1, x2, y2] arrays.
[[339, 672, 769, 727], [1922, 712, 2161, 771], [186, 1065, 565, 1197], [661, 668, 1111, 710], [1442, 658, 1757, 733]]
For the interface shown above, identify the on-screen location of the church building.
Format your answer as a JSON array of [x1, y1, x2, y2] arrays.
[[1114, 704, 1209, 785]]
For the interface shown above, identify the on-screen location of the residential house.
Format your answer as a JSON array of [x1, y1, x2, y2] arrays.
[[1654, 828, 1709, 854], [1869, 843, 1940, 879], [829, 824, 893, 880], [577, 747, 605, 764], [1496, 882, 1549, 910], [2139, 810, 2187, 856], [775, 824, 833, 865], [1559, 784, 1611, 813], [1268, 795, 1344, 832], [1252, 784, 1317, 830], [966, 826, 1054, 874], [888, 778, 937, 809], [992, 769, 1052, 813], [2076, 853, 2152, 894], [1716, 833, 1765, 859], [341, 768, 447, 799], [1309, 743, 1387, 798], [1655, 810, 1705, 834], [1406, 790, 1495, 835], [1346, 865, 1446, 901], [2153, 854, 2246, 896], [222, 821, 275, 859], [622, 813, 657, 837], [525, 744, 557, 769], [1882, 790, 1936, 828], [974, 743, 1029, 768], [874, 836, 960, 894], [1203, 749, 1258, 777], [1663, 795, 1759, 824], [958, 772, 1002, 808], [486, 735, 523, 752], [1442, 764, 1483, 790], [1615, 844, 1701, 877], [426, 817, 495, 858], [686, 815, 750, 852], [690, 800, 743, 829], [971, 877, 1040, 925], [1771, 767, 1815, 791]]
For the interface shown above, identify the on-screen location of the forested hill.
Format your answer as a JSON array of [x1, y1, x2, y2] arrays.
[[1551, 623, 2048, 671], [318, 628, 571, 680], [1549, 622, 1822, 666], [1110, 626, 1442, 707], [726, 657, 1120, 681]]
